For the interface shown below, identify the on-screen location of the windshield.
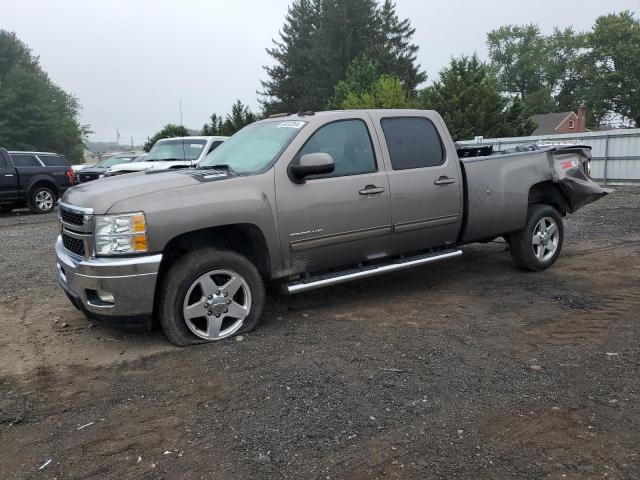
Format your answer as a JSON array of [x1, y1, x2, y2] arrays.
[[146, 139, 207, 161], [97, 156, 136, 168], [200, 121, 307, 173]]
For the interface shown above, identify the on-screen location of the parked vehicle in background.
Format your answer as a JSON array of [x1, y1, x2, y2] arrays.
[[77, 154, 138, 183], [55, 110, 608, 346], [1, 148, 74, 213], [103, 136, 227, 177]]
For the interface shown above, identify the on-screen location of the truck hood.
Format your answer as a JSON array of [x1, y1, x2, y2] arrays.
[[108, 160, 194, 173], [62, 170, 209, 213]]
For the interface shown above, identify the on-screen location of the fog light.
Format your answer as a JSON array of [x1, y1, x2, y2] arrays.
[[97, 290, 115, 303]]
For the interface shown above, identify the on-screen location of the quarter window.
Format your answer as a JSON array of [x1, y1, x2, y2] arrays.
[[381, 117, 445, 170], [299, 119, 376, 178]]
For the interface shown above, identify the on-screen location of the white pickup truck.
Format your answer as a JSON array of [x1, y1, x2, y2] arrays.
[[104, 136, 227, 177]]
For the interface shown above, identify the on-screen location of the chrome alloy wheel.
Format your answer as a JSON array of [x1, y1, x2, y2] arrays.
[[35, 190, 54, 211], [532, 216, 559, 262], [182, 269, 251, 340]]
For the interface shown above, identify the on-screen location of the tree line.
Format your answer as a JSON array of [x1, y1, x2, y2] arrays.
[[258, 1, 639, 140], [0, 31, 89, 162], [1, 2, 638, 158]]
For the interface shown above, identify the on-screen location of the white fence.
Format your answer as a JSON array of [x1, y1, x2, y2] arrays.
[[459, 129, 640, 185]]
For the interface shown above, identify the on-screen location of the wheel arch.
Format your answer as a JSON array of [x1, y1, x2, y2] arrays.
[[157, 223, 272, 283], [528, 181, 569, 215], [27, 177, 58, 197]]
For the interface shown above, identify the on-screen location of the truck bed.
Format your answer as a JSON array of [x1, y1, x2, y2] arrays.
[[459, 145, 608, 244]]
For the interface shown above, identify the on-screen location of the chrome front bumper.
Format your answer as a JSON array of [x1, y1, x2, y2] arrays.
[[55, 236, 162, 321]]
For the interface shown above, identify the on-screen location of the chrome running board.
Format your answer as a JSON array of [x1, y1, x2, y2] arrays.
[[285, 249, 462, 294]]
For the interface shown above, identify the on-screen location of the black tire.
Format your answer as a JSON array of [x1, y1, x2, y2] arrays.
[[0, 204, 13, 213], [28, 186, 57, 214], [509, 204, 564, 271], [158, 248, 265, 346]]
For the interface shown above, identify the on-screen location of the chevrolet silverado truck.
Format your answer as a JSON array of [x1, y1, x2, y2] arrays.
[[0, 148, 75, 213], [103, 136, 227, 176], [55, 110, 608, 346]]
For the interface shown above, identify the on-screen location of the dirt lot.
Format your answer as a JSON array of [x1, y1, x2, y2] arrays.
[[1, 188, 639, 479]]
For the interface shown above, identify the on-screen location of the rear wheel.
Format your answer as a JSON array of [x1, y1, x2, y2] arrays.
[[28, 186, 56, 213], [509, 204, 563, 271], [158, 248, 265, 346]]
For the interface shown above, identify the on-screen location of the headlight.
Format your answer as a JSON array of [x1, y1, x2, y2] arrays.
[[98, 173, 105, 178], [94, 212, 148, 256]]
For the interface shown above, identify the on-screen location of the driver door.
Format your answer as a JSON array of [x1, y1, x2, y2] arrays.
[[274, 116, 392, 274], [0, 152, 19, 201]]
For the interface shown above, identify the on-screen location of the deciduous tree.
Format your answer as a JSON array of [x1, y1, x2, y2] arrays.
[[583, 11, 640, 126], [143, 124, 189, 152]]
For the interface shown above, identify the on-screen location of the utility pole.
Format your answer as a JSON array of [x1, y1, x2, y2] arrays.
[[179, 100, 183, 126], [130, 136, 134, 152], [116, 129, 120, 148]]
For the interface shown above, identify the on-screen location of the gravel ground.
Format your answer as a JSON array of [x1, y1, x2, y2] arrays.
[[0, 188, 639, 479]]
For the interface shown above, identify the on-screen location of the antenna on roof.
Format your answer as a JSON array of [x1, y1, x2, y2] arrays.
[[179, 99, 186, 162]]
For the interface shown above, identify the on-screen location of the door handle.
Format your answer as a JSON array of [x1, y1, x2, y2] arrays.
[[4, 174, 14, 177], [434, 176, 455, 186], [359, 185, 385, 195]]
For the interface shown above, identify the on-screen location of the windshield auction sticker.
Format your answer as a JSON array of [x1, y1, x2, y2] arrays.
[[277, 121, 306, 129]]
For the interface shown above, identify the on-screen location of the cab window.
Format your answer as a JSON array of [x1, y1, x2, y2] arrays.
[[299, 119, 376, 178], [381, 117, 445, 170]]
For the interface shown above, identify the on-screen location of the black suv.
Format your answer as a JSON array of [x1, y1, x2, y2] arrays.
[[0, 148, 75, 213]]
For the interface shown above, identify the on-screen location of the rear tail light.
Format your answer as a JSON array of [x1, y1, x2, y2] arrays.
[[66, 167, 75, 185]]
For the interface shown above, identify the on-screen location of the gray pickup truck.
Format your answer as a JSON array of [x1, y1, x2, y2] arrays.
[[55, 110, 607, 345]]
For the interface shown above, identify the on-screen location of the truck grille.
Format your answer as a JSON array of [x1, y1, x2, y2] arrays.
[[60, 208, 84, 227], [62, 234, 86, 257]]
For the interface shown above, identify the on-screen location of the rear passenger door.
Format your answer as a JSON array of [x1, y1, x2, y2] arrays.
[[369, 112, 463, 254]]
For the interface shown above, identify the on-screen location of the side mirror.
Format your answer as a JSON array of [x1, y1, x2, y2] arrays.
[[289, 153, 335, 182]]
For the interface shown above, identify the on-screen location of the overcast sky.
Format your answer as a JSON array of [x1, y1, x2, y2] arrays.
[[1, 0, 637, 143]]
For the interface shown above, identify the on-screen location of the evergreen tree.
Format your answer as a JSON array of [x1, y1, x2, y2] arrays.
[[261, 0, 321, 114], [202, 113, 223, 136], [220, 100, 256, 136], [260, 0, 425, 114], [143, 124, 189, 152], [202, 101, 257, 138], [0, 30, 87, 162], [419, 54, 533, 141]]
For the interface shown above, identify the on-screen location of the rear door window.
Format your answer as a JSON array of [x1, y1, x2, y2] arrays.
[[381, 117, 445, 170], [38, 154, 70, 166], [10, 154, 41, 167]]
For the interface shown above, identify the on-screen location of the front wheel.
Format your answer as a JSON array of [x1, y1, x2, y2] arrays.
[[29, 186, 56, 213], [509, 204, 564, 271], [158, 248, 265, 346]]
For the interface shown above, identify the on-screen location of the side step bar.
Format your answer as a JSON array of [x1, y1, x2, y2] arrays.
[[285, 249, 462, 294]]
